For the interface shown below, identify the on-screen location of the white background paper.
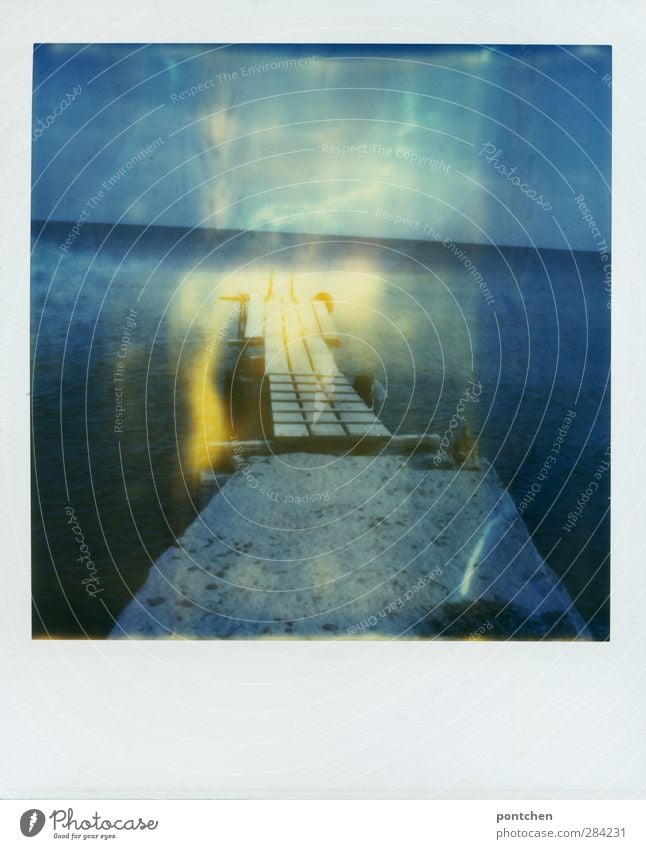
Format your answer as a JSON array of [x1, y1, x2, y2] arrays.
[[1, 0, 644, 799]]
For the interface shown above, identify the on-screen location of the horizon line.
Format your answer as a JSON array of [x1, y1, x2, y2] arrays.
[[30, 219, 610, 256]]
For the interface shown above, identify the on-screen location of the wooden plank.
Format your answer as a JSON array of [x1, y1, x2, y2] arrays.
[[265, 349, 290, 373], [304, 339, 341, 377], [285, 340, 312, 374], [292, 388, 355, 399], [270, 391, 300, 401], [263, 294, 282, 339], [312, 300, 340, 346], [337, 411, 379, 423], [333, 401, 372, 412], [287, 373, 349, 383], [274, 422, 309, 438], [244, 295, 264, 339], [295, 300, 320, 336], [298, 302, 339, 361], [294, 372, 352, 390], [264, 297, 290, 374], [303, 412, 343, 424], [295, 379, 349, 392], [280, 298, 312, 375], [273, 412, 307, 423], [304, 396, 346, 437], [346, 422, 391, 437], [302, 382, 335, 413], [272, 401, 302, 412], [292, 377, 326, 387], [268, 374, 294, 386], [279, 299, 302, 340], [304, 401, 336, 422], [310, 422, 346, 437], [296, 302, 341, 375], [269, 381, 297, 394]]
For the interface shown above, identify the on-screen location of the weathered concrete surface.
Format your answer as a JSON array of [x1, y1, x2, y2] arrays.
[[110, 454, 590, 640]]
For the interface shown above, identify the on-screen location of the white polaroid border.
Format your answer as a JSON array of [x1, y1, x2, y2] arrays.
[[1, 0, 643, 800]]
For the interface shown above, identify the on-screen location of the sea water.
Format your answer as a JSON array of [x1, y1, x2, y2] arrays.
[[31, 223, 609, 638]]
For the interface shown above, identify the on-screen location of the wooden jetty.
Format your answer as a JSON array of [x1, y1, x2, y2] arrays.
[[219, 274, 392, 448]]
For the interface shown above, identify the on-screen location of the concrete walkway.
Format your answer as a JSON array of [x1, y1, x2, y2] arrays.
[[110, 453, 590, 640]]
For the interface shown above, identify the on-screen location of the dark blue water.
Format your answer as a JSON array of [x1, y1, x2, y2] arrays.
[[31, 222, 609, 638]]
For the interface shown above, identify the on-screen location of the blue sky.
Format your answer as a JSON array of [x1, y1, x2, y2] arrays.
[[32, 43, 610, 250]]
